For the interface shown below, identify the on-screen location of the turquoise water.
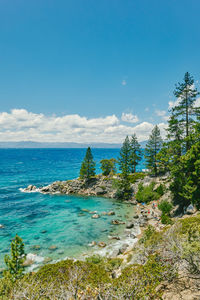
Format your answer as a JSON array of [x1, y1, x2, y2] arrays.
[[0, 149, 145, 269]]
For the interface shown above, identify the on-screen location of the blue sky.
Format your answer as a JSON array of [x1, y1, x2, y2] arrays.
[[0, 0, 200, 143]]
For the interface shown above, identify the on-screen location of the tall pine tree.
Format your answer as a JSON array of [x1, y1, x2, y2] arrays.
[[145, 125, 162, 176], [129, 133, 142, 173], [118, 136, 131, 178], [117, 136, 132, 200], [80, 147, 96, 180], [172, 72, 199, 151]]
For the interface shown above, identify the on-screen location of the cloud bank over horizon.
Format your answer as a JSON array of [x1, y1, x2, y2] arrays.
[[0, 109, 167, 143]]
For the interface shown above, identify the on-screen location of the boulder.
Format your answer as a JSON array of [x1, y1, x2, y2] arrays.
[[49, 245, 58, 251], [107, 211, 115, 216], [108, 235, 120, 240], [44, 257, 53, 263], [126, 222, 134, 229], [118, 243, 129, 255], [30, 245, 41, 250], [98, 242, 106, 248], [23, 258, 34, 267], [111, 219, 125, 225], [41, 186, 50, 193], [95, 187, 106, 195], [185, 204, 196, 215], [92, 214, 100, 219], [88, 241, 96, 247], [26, 185, 36, 191]]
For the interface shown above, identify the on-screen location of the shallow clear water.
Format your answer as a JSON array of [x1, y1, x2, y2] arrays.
[[0, 148, 145, 268]]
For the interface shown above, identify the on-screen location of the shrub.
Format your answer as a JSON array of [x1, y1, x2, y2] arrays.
[[158, 200, 173, 224], [128, 172, 146, 184], [161, 213, 173, 224], [155, 183, 165, 197], [158, 200, 173, 215], [140, 225, 156, 244], [136, 182, 160, 203]]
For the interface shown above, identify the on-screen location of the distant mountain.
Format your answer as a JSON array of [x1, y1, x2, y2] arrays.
[[0, 140, 147, 148], [0, 141, 121, 148]]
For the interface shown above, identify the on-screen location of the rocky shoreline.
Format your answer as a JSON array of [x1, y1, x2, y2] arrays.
[[20, 174, 169, 268]]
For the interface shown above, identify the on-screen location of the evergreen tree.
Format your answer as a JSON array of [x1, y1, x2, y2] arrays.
[[172, 72, 199, 151], [145, 125, 162, 176], [170, 141, 200, 209], [80, 147, 95, 180], [100, 158, 117, 176], [167, 114, 183, 158], [129, 133, 142, 173], [118, 136, 131, 178], [117, 136, 132, 200], [4, 235, 26, 280]]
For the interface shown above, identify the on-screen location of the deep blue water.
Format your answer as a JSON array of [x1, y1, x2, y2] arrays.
[[0, 148, 145, 269]]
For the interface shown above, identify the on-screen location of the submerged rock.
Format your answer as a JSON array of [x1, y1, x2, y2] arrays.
[[49, 245, 58, 251], [88, 241, 96, 247], [30, 245, 41, 250], [111, 219, 125, 225], [98, 242, 106, 248], [92, 214, 100, 219], [107, 211, 115, 216]]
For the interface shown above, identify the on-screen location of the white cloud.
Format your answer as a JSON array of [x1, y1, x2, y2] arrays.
[[155, 109, 169, 121], [194, 97, 200, 108], [145, 107, 149, 112], [121, 112, 139, 123], [0, 109, 168, 143], [169, 97, 200, 110], [121, 80, 127, 86]]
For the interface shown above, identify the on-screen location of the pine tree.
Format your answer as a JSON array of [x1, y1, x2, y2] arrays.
[[4, 235, 26, 280], [100, 158, 117, 176], [129, 133, 142, 173], [172, 72, 199, 151], [116, 136, 132, 200], [118, 136, 131, 178], [80, 147, 96, 180], [145, 125, 162, 176]]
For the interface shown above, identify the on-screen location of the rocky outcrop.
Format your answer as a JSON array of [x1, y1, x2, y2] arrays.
[[23, 176, 119, 199]]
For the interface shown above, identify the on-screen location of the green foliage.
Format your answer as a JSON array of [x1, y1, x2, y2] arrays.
[[80, 147, 96, 180], [170, 141, 200, 209], [118, 136, 131, 178], [145, 125, 163, 176], [139, 225, 156, 244], [155, 183, 165, 197], [158, 200, 173, 224], [115, 176, 132, 200], [128, 172, 146, 183], [160, 213, 173, 224], [172, 72, 199, 152], [100, 158, 117, 176], [135, 182, 160, 203], [158, 200, 173, 215], [4, 235, 26, 281], [129, 133, 142, 173], [114, 254, 175, 299]]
